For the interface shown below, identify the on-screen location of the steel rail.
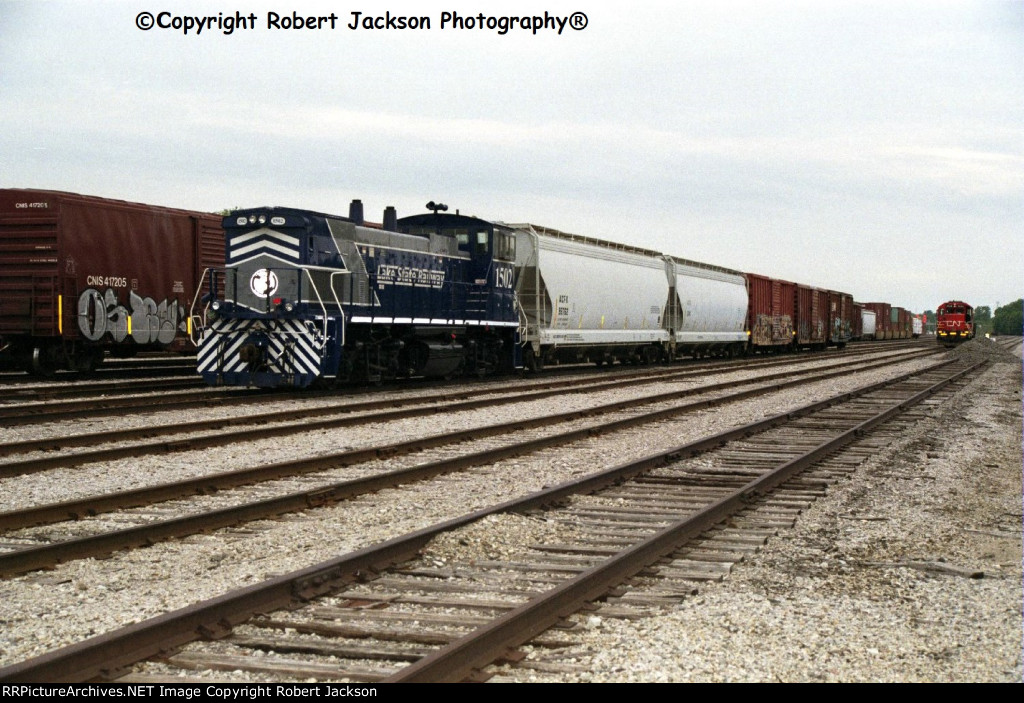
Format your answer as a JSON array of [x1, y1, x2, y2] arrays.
[[1, 377, 202, 403], [0, 354, 940, 574], [388, 359, 986, 682], [0, 347, 935, 477], [0, 349, 936, 533], [0, 357, 981, 683], [0, 342, 917, 425]]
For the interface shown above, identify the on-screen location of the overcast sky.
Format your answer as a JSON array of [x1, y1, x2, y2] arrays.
[[2, 0, 1021, 314]]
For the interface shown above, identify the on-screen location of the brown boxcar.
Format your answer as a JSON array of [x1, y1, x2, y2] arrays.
[[892, 306, 912, 339], [827, 290, 853, 347], [745, 273, 797, 351], [851, 302, 865, 340], [0, 189, 223, 373], [796, 285, 829, 349], [862, 302, 893, 340]]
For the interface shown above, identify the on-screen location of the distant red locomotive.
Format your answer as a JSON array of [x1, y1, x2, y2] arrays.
[[935, 300, 975, 347], [0, 189, 223, 374]]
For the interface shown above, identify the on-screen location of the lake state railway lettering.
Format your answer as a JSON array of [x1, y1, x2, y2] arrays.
[[376, 264, 445, 288]]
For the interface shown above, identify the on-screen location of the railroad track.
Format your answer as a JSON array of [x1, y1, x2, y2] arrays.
[[0, 349, 940, 576], [0, 357, 198, 386], [0, 353, 987, 682], [0, 340, 922, 425], [0, 346, 935, 476], [0, 376, 207, 404]]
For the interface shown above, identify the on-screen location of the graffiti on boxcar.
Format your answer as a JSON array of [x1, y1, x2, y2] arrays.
[[77, 288, 186, 345]]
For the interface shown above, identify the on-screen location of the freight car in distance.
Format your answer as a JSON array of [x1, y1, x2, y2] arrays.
[[0, 189, 223, 374]]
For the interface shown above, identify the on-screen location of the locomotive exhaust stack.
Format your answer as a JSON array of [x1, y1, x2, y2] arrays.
[[348, 199, 364, 225]]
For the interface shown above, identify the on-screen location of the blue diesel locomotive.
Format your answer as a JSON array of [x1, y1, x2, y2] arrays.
[[193, 202, 521, 388]]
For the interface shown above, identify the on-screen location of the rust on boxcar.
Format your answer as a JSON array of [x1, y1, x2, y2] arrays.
[[0, 189, 223, 374], [746, 273, 796, 350], [862, 302, 893, 340], [827, 290, 853, 348]]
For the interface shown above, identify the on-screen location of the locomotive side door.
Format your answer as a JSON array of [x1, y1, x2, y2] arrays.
[[464, 225, 492, 324]]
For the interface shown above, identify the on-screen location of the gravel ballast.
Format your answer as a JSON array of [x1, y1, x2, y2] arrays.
[[497, 342, 1023, 682], [0, 342, 1019, 682]]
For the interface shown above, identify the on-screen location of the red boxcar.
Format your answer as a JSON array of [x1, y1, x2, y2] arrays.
[[827, 290, 853, 348], [851, 302, 865, 340], [862, 302, 893, 340], [745, 273, 797, 351], [796, 285, 829, 349], [0, 189, 223, 373], [893, 307, 912, 339]]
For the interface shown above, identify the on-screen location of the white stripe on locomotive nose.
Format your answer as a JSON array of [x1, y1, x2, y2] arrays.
[[288, 338, 322, 374], [201, 321, 255, 373], [229, 239, 300, 260], [198, 320, 239, 372], [229, 229, 301, 247], [269, 321, 321, 374]]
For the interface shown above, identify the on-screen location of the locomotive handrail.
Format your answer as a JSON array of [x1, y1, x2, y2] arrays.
[[513, 290, 528, 343], [295, 268, 328, 350], [327, 272, 348, 347], [187, 267, 213, 347]]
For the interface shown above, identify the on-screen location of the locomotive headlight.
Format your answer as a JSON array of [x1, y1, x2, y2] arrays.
[[211, 300, 221, 311], [284, 302, 295, 312], [248, 215, 257, 224], [259, 215, 267, 224]]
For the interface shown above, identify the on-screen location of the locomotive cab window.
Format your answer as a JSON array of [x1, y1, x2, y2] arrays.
[[475, 229, 489, 255], [494, 232, 516, 262]]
